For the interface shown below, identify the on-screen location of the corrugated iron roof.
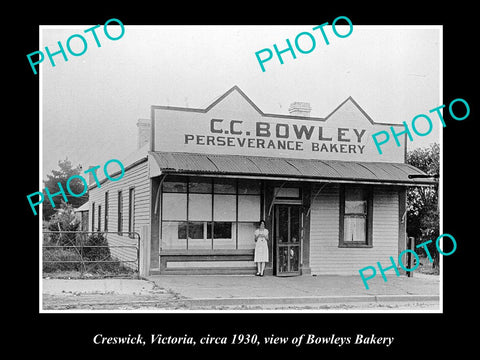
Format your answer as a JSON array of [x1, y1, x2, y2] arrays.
[[149, 152, 436, 185]]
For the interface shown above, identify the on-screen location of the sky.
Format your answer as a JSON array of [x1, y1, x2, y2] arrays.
[[40, 24, 441, 179]]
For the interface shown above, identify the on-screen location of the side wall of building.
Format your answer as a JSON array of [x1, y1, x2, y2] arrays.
[[87, 159, 150, 270], [309, 184, 399, 275]]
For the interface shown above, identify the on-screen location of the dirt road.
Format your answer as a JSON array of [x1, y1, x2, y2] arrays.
[[42, 292, 438, 311]]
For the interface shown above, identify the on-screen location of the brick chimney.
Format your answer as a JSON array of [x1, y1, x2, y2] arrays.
[[288, 102, 312, 117], [87, 165, 98, 185], [137, 119, 151, 149]]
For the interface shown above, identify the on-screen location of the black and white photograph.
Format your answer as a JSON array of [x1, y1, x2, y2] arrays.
[[16, 5, 477, 356], [38, 23, 442, 313]]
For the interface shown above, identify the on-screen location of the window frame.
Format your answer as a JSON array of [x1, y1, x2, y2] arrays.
[[104, 191, 109, 231], [128, 187, 135, 238], [338, 184, 373, 248], [160, 176, 263, 251], [91, 202, 95, 231], [97, 204, 102, 232], [117, 190, 123, 235]]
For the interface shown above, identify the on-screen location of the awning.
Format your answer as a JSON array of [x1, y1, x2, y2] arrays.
[[149, 152, 436, 186]]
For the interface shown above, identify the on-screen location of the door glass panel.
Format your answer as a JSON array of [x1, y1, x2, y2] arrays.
[[290, 206, 300, 243], [289, 246, 299, 272], [278, 246, 288, 274], [278, 206, 288, 243]]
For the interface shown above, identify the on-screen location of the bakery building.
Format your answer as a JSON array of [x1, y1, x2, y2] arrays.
[[87, 85, 435, 276]]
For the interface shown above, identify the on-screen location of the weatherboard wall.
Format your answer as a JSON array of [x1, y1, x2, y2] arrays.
[[87, 159, 150, 270], [309, 183, 400, 275]]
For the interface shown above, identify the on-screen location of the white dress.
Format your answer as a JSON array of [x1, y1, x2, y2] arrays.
[[254, 228, 269, 263]]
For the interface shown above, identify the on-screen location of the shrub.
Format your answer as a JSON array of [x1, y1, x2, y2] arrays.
[[44, 202, 80, 247], [43, 248, 81, 272], [83, 233, 111, 262], [43, 232, 136, 276]]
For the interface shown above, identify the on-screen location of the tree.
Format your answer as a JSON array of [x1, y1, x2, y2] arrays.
[[406, 143, 440, 268], [43, 158, 88, 220], [44, 202, 80, 246]]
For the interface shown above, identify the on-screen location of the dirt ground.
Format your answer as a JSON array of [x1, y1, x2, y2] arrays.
[[42, 293, 188, 310], [42, 292, 439, 311], [41, 272, 440, 311]]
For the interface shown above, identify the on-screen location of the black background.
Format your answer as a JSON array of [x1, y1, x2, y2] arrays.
[[12, 2, 477, 356]]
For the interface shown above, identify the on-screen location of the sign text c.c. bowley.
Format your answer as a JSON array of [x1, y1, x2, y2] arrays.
[[184, 118, 367, 155]]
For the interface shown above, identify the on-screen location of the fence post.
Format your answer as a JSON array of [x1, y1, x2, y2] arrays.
[[139, 225, 150, 278], [80, 235, 85, 276], [407, 236, 415, 277]]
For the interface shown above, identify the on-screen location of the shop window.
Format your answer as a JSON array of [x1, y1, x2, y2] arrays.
[[189, 178, 212, 193], [163, 176, 187, 193], [185, 221, 205, 239], [188, 193, 212, 221], [160, 177, 262, 251], [188, 222, 213, 250], [237, 222, 257, 249], [162, 193, 187, 220], [210, 222, 235, 249], [213, 194, 236, 221], [209, 222, 232, 239], [238, 179, 261, 194], [238, 195, 261, 221], [161, 221, 187, 249], [214, 178, 236, 194], [339, 185, 373, 247]]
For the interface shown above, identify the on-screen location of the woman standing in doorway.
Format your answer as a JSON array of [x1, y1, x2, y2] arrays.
[[254, 220, 269, 276]]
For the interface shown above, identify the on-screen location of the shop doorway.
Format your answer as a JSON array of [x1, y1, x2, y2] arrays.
[[273, 204, 301, 276]]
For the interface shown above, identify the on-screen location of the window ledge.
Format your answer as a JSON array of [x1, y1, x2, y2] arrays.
[[160, 249, 254, 256], [338, 244, 373, 248]]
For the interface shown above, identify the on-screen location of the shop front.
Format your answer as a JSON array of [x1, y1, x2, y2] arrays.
[[144, 85, 435, 276]]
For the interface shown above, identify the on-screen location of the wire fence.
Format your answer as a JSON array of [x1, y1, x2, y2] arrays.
[[42, 231, 140, 278]]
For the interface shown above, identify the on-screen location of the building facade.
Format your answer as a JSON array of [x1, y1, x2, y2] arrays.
[[87, 86, 435, 276]]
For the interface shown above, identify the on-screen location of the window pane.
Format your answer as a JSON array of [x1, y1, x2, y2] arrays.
[[212, 222, 235, 249], [238, 179, 261, 194], [275, 187, 300, 198], [162, 193, 187, 220], [237, 222, 257, 249], [344, 216, 366, 242], [128, 188, 134, 234], [161, 221, 187, 249], [188, 193, 212, 221], [278, 205, 288, 243], [214, 178, 236, 194], [98, 206, 101, 231], [188, 222, 212, 249], [187, 221, 205, 239], [163, 176, 187, 192], [238, 195, 261, 221], [345, 187, 367, 214], [289, 246, 300, 272], [290, 206, 300, 243], [189, 177, 212, 193], [213, 222, 232, 239], [214, 194, 236, 221], [278, 247, 288, 273]]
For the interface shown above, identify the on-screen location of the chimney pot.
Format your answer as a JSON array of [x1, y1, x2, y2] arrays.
[[288, 102, 312, 117]]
